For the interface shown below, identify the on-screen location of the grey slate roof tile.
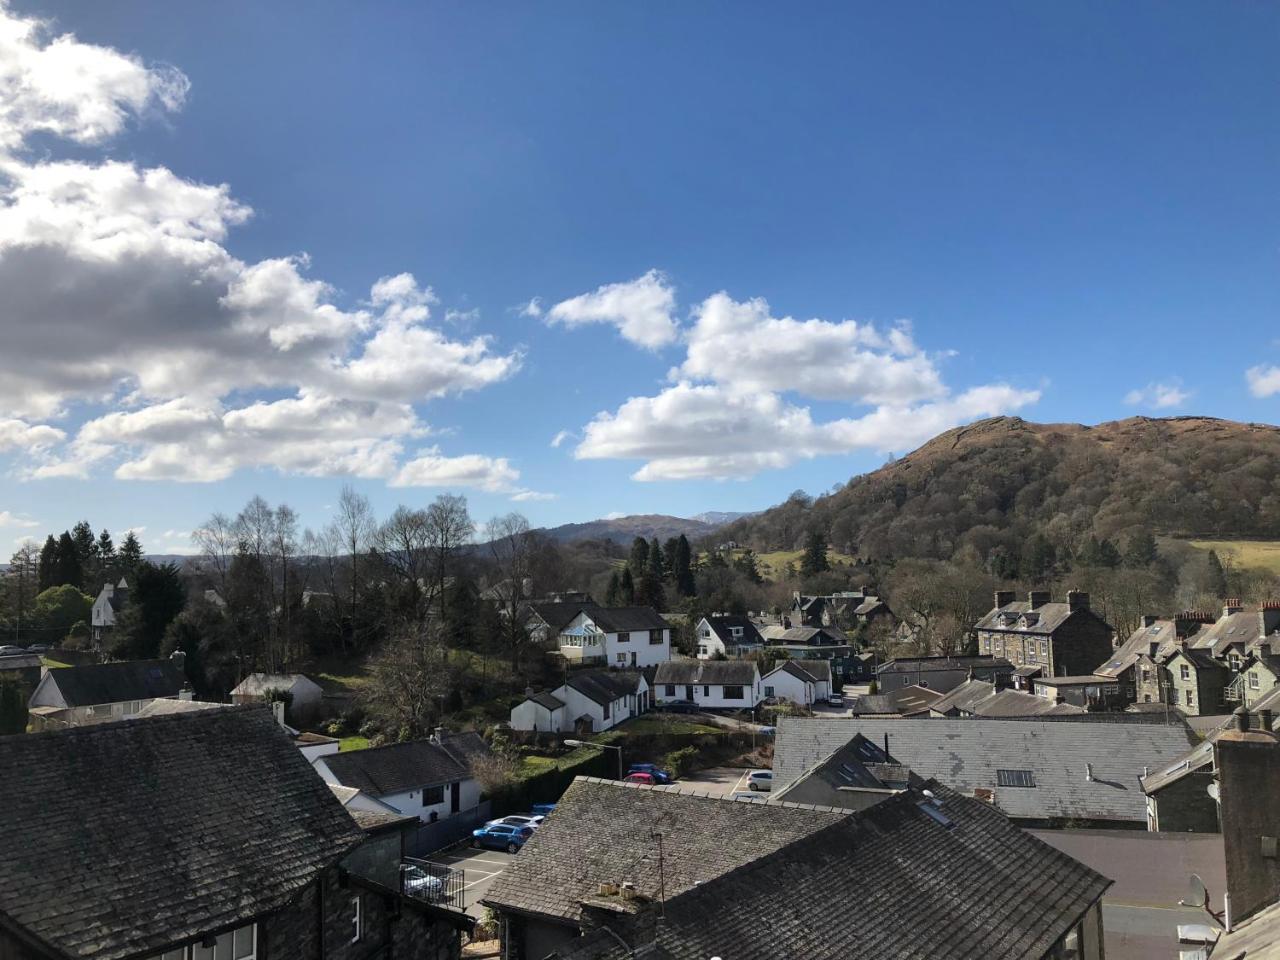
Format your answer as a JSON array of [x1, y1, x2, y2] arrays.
[[774, 716, 1195, 823], [40, 658, 185, 707], [321, 737, 470, 795], [654, 660, 758, 686], [0, 706, 363, 960]]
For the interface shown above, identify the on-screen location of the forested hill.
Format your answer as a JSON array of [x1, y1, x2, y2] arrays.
[[719, 416, 1280, 562]]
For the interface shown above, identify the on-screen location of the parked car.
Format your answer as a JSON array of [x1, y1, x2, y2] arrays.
[[656, 699, 700, 714], [530, 802, 557, 816], [627, 763, 674, 784], [730, 791, 766, 803], [746, 770, 773, 792], [758, 726, 777, 738], [827, 694, 845, 707], [0, 645, 25, 656], [26, 644, 49, 653], [486, 814, 545, 830], [624, 772, 657, 785], [401, 864, 445, 901], [472, 822, 532, 853]]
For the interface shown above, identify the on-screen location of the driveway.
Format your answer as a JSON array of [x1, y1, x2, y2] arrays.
[[432, 842, 518, 918], [675, 766, 760, 797]]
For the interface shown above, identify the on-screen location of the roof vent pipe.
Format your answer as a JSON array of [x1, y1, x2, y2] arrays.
[[1085, 762, 1094, 782]]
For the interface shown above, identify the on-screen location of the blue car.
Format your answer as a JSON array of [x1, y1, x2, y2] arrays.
[[530, 802, 557, 816], [627, 763, 675, 784], [472, 822, 532, 853]]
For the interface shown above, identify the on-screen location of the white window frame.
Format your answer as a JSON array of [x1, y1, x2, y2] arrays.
[[155, 924, 257, 960], [351, 895, 363, 943]]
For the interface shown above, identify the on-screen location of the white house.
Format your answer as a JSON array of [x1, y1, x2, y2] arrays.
[[695, 615, 765, 659], [653, 660, 763, 710], [510, 670, 650, 734], [90, 578, 129, 644], [327, 782, 401, 816], [314, 730, 489, 824], [230, 672, 325, 720], [27, 654, 189, 730], [554, 605, 672, 669], [763, 660, 832, 706]]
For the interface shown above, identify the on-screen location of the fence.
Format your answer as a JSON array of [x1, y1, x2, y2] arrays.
[[400, 856, 466, 908], [405, 801, 492, 857]]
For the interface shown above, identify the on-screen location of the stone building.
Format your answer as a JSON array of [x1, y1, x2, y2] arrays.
[[975, 590, 1115, 678]]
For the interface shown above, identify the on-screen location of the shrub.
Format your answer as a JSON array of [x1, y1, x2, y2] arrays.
[[664, 746, 700, 778]]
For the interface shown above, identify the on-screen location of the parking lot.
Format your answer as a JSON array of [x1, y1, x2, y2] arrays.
[[672, 766, 761, 797], [430, 842, 517, 917]]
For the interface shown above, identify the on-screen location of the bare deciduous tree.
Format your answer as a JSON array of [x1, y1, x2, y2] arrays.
[[485, 512, 535, 669], [364, 624, 451, 740]]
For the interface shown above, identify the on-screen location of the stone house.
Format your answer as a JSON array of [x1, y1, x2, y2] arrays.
[[1094, 612, 1215, 705], [974, 590, 1115, 678], [1164, 648, 1230, 716], [875, 654, 1014, 695], [0, 706, 471, 960]]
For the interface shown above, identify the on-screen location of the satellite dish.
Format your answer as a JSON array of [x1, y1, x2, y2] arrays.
[[1181, 874, 1208, 909]]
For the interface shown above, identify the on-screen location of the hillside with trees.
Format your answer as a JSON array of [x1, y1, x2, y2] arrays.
[[721, 416, 1280, 565]]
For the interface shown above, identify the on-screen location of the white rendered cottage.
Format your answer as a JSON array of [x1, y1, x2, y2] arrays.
[[654, 660, 762, 710], [555, 605, 672, 669], [510, 670, 650, 734]]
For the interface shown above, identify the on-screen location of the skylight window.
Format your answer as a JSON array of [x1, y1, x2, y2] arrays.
[[996, 769, 1036, 788]]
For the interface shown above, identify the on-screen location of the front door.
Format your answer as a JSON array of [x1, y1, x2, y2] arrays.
[[630, 652, 637, 667], [450, 781, 460, 814], [685, 684, 694, 701]]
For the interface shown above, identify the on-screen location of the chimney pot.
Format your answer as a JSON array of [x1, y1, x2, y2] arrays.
[[1235, 706, 1251, 732], [1029, 591, 1051, 610]]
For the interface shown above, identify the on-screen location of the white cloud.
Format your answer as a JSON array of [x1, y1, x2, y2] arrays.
[[392, 449, 522, 492], [1124, 381, 1190, 409], [517, 297, 543, 319], [1246, 365, 1280, 399], [679, 293, 945, 404], [0, 510, 38, 528], [546, 269, 678, 349], [0, 3, 525, 490], [550, 429, 573, 448], [0, 3, 187, 151], [571, 287, 1040, 481], [510, 490, 557, 502], [603, 511, 626, 520]]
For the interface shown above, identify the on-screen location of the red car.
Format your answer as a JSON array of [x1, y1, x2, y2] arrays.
[[623, 772, 656, 785]]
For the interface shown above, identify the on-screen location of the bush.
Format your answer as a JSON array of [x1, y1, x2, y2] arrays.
[[664, 746, 700, 778]]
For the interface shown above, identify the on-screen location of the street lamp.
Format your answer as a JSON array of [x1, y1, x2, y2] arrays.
[[564, 739, 624, 780]]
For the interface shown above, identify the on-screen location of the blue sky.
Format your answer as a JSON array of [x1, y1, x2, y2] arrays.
[[1, 1, 1278, 553]]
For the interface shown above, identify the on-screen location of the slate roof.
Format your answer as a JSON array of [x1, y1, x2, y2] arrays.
[[40, 657, 185, 707], [1167, 647, 1228, 672], [974, 600, 1078, 635], [700, 615, 764, 646], [974, 690, 1085, 718], [769, 659, 831, 685], [0, 707, 363, 960], [1139, 738, 1216, 794], [777, 625, 847, 645], [528, 690, 566, 710], [0, 653, 41, 672], [565, 670, 644, 706], [774, 716, 1196, 823], [928, 679, 996, 715], [1035, 674, 1122, 686], [878, 655, 1014, 676], [585, 606, 668, 633], [483, 777, 848, 925], [230, 672, 321, 696], [654, 660, 758, 686], [437, 730, 492, 766], [1095, 619, 1189, 677], [529, 601, 592, 633], [1190, 608, 1277, 657], [322, 738, 470, 795], [850, 685, 942, 716], [544, 780, 1111, 960], [135, 698, 227, 717]]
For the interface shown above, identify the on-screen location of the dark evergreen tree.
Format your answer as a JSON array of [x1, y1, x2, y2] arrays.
[[110, 561, 186, 660], [70, 521, 96, 589], [0, 677, 26, 735], [95, 529, 116, 578], [37, 535, 58, 593], [604, 570, 622, 606], [618, 566, 636, 605], [1021, 534, 1057, 582], [799, 531, 829, 577], [640, 539, 666, 611], [673, 535, 696, 597], [53, 532, 82, 589], [1123, 530, 1159, 568], [628, 537, 650, 579], [734, 549, 763, 584], [662, 537, 680, 580], [1206, 550, 1228, 598], [118, 531, 144, 577], [1097, 538, 1122, 568]]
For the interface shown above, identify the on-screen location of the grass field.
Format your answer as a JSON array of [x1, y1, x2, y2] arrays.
[[751, 548, 858, 578], [615, 716, 722, 736], [1188, 540, 1280, 575], [338, 736, 370, 752], [40, 656, 71, 669]]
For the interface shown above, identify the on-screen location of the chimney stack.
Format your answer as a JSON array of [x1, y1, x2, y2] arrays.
[[1066, 590, 1090, 613], [1260, 602, 1280, 637], [1028, 591, 1050, 610], [1260, 709, 1274, 733], [994, 590, 1015, 609], [1215, 706, 1280, 923], [271, 700, 285, 727], [432, 726, 445, 744], [1140, 615, 1157, 628], [1225, 598, 1245, 618]]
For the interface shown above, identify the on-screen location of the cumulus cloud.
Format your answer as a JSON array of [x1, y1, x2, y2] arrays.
[[517, 297, 543, 319], [392, 449, 521, 492], [1247, 365, 1280, 399], [0, 3, 525, 489], [510, 490, 557, 502], [550, 429, 573, 449], [546, 269, 678, 349], [1124, 381, 1190, 409], [568, 285, 1040, 480]]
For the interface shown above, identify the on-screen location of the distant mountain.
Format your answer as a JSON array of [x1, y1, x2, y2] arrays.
[[537, 514, 724, 544], [691, 511, 755, 526], [719, 416, 1280, 559]]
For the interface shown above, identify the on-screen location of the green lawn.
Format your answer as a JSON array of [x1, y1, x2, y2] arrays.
[[338, 736, 370, 752], [615, 716, 721, 736], [519, 755, 558, 775], [40, 656, 71, 669], [1188, 540, 1280, 576]]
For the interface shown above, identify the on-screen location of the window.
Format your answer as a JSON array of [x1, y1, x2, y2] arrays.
[[1180, 664, 1190, 681], [351, 895, 363, 943], [1141, 668, 1151, 682], [156, 925, 257, 960], [996, 769, 1036, 788], [90, 704, 114, 717], [1187, 690, 1195, 707], [1251, 672, 1261, 690], [423, 785, 444, 805], [618, 631, 630, 643], [723, 685, 744, 700], [123, 700, 142, 715], [697, 646, 708, 656], [1040, 640, 1048, 655], [730, 626, 743, 637], [665, 684, 676, 696], [764, 686, 775, 697], [703, 685, 710, 697], [650, 629, 664, 645], [981, 636, 990, 652], [617, 653, 627, 663]]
